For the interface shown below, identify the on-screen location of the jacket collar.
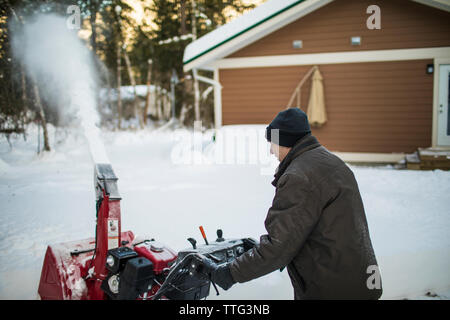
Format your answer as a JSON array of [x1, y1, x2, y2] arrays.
[[271, 134, 321, 187]]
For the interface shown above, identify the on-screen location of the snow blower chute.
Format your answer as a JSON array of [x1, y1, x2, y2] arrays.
[[38, 163, 256, 300]]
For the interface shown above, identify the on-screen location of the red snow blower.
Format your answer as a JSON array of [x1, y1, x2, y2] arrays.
[[38, 163, 256, 300]]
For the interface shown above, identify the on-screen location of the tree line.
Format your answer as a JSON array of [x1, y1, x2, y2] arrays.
[[0, 0, 256, 151]]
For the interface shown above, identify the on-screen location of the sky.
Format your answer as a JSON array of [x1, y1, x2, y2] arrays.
[[78, 0, 268, 46]]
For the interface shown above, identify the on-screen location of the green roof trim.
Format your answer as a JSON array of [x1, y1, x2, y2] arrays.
[[183, 0, 306, 66]]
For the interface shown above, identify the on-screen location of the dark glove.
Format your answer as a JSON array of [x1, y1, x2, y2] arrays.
[[200, 256, 236, 291], [242, 237, 258, 252]]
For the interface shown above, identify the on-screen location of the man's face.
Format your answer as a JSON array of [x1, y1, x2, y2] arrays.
[[270, 142, 291, 162]]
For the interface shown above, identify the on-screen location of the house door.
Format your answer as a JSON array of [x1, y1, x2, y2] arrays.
[[437, 65, 450, 146]]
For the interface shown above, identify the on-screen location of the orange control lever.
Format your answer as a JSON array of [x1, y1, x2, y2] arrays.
[[199, 226, 209, 245]]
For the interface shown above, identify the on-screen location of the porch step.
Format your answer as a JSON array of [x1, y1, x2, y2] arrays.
[[406, 148, 450, 170]]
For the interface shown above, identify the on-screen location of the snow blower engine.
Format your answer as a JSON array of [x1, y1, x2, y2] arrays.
[[38, 163, 256, 300]]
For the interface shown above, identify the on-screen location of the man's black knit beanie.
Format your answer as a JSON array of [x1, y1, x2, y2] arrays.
[[265, 108, 311, 147]]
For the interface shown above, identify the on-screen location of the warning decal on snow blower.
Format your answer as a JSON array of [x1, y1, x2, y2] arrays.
[[108, 219, 119, 250]]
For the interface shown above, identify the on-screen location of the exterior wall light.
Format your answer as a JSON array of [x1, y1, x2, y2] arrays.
[[292, 40, 303, 49], [351, 36, 361, 46]]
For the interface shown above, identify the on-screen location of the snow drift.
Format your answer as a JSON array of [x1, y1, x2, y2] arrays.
[[1, 125, 449, 299]]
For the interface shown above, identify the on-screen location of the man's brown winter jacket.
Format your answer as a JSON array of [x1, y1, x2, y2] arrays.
[[229, 134, 382, 299]]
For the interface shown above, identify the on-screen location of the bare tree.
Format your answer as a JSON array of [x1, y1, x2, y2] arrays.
[[122, 44, 143, 129], [31, 74, 50, 152], [20, 65, 27, 138], [143, 59, 153, 125], [6, 1, 49, 150], [191, 0, 201, 122], [89, 0, 98, 53], [180, 0, 187, 35], [116, 44, 122, 129]]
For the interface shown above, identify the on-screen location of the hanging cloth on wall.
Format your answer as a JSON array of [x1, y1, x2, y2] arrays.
[[306, 68, 327, 128], [286, 66, 327, 127]]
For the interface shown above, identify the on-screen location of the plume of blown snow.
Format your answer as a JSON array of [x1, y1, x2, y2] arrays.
[[11, 14, 109, 164]]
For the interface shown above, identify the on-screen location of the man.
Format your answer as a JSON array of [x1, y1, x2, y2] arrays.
[[205, 108, 382, 300]]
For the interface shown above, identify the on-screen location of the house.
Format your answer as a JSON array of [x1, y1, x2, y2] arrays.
[[183, 0, 450, 162]]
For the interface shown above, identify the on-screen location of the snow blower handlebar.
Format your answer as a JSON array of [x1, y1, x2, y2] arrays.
[[150, 253, 202, 300], [151, 232, 258, 300]]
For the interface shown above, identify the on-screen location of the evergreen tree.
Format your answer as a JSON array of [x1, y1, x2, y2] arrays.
[[147, 0, 257, 126], [0, 0, 262, 133]]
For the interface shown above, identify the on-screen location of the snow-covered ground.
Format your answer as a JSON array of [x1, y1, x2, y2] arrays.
[[0, 124, 449, 300]]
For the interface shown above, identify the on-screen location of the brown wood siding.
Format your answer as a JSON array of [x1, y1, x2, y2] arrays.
[[220, 60, 433, 153], [229, 0, 450, 58]]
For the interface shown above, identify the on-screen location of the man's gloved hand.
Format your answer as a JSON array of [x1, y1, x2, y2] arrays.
[[199, 255, 236, 291]]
